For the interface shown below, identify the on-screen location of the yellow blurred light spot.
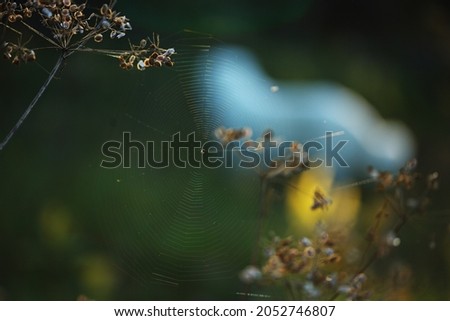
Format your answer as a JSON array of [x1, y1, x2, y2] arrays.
[[40, 202, 72, 248], [79, 255, 117, 300], [286, 168, 361, 235]]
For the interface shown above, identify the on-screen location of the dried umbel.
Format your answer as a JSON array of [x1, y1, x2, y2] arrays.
[[0, 0, 175, 69], [262, 232, 342, 280], [0, 1, 175, 151], [254, 229, 347, 299], [242, 158, 439, 300]]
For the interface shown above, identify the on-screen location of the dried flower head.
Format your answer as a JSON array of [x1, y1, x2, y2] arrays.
[[0, 1, 175, 69], [214, 126, 252, 144], [0, 1, 175, 151]]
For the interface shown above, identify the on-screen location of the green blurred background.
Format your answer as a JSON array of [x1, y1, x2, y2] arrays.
[[0, 0, 449, 300]]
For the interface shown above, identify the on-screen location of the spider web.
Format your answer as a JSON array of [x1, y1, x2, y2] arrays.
[[94, 31, 267, 299]]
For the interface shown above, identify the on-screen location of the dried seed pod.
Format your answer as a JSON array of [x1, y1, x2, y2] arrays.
[[94, 33, 103, 43], [119, 61, 127, 69], [303, 246, 316, 258], [12, 55, 20, 65], [325, 254, 341, 264], [63, 0, 71, 7], [4, 44, 13, 54], [427, 172, 439, 190], [7, 14, 16, 23], [23, 8, 33, 18], [26, 50, 36, 62], [3, 51, 12, 60], [74, 10, 84, 19], [61, 20, 71, 29]]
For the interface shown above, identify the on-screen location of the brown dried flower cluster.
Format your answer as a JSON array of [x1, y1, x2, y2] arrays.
[[0, 0, 174, 69], [262, 233, 341, 280], [239, 158, 439, 300], [242, 227, 371, 300], [1, 1, 175, 151], [116, 34, 175, 71]]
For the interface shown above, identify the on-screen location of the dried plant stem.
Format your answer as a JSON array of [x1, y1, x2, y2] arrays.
[[0, 54, 65, 151], [251, 177, 269, 265]]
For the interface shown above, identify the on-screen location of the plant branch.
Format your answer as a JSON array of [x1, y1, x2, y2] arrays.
[[0, 54, 65, 151]]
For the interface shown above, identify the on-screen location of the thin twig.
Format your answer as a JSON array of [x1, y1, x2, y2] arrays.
[[0, 54, 65, 151], [251, 176, 269, 265]]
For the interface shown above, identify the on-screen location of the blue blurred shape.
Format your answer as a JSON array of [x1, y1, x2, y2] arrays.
[[206, 46, 415, 178]]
